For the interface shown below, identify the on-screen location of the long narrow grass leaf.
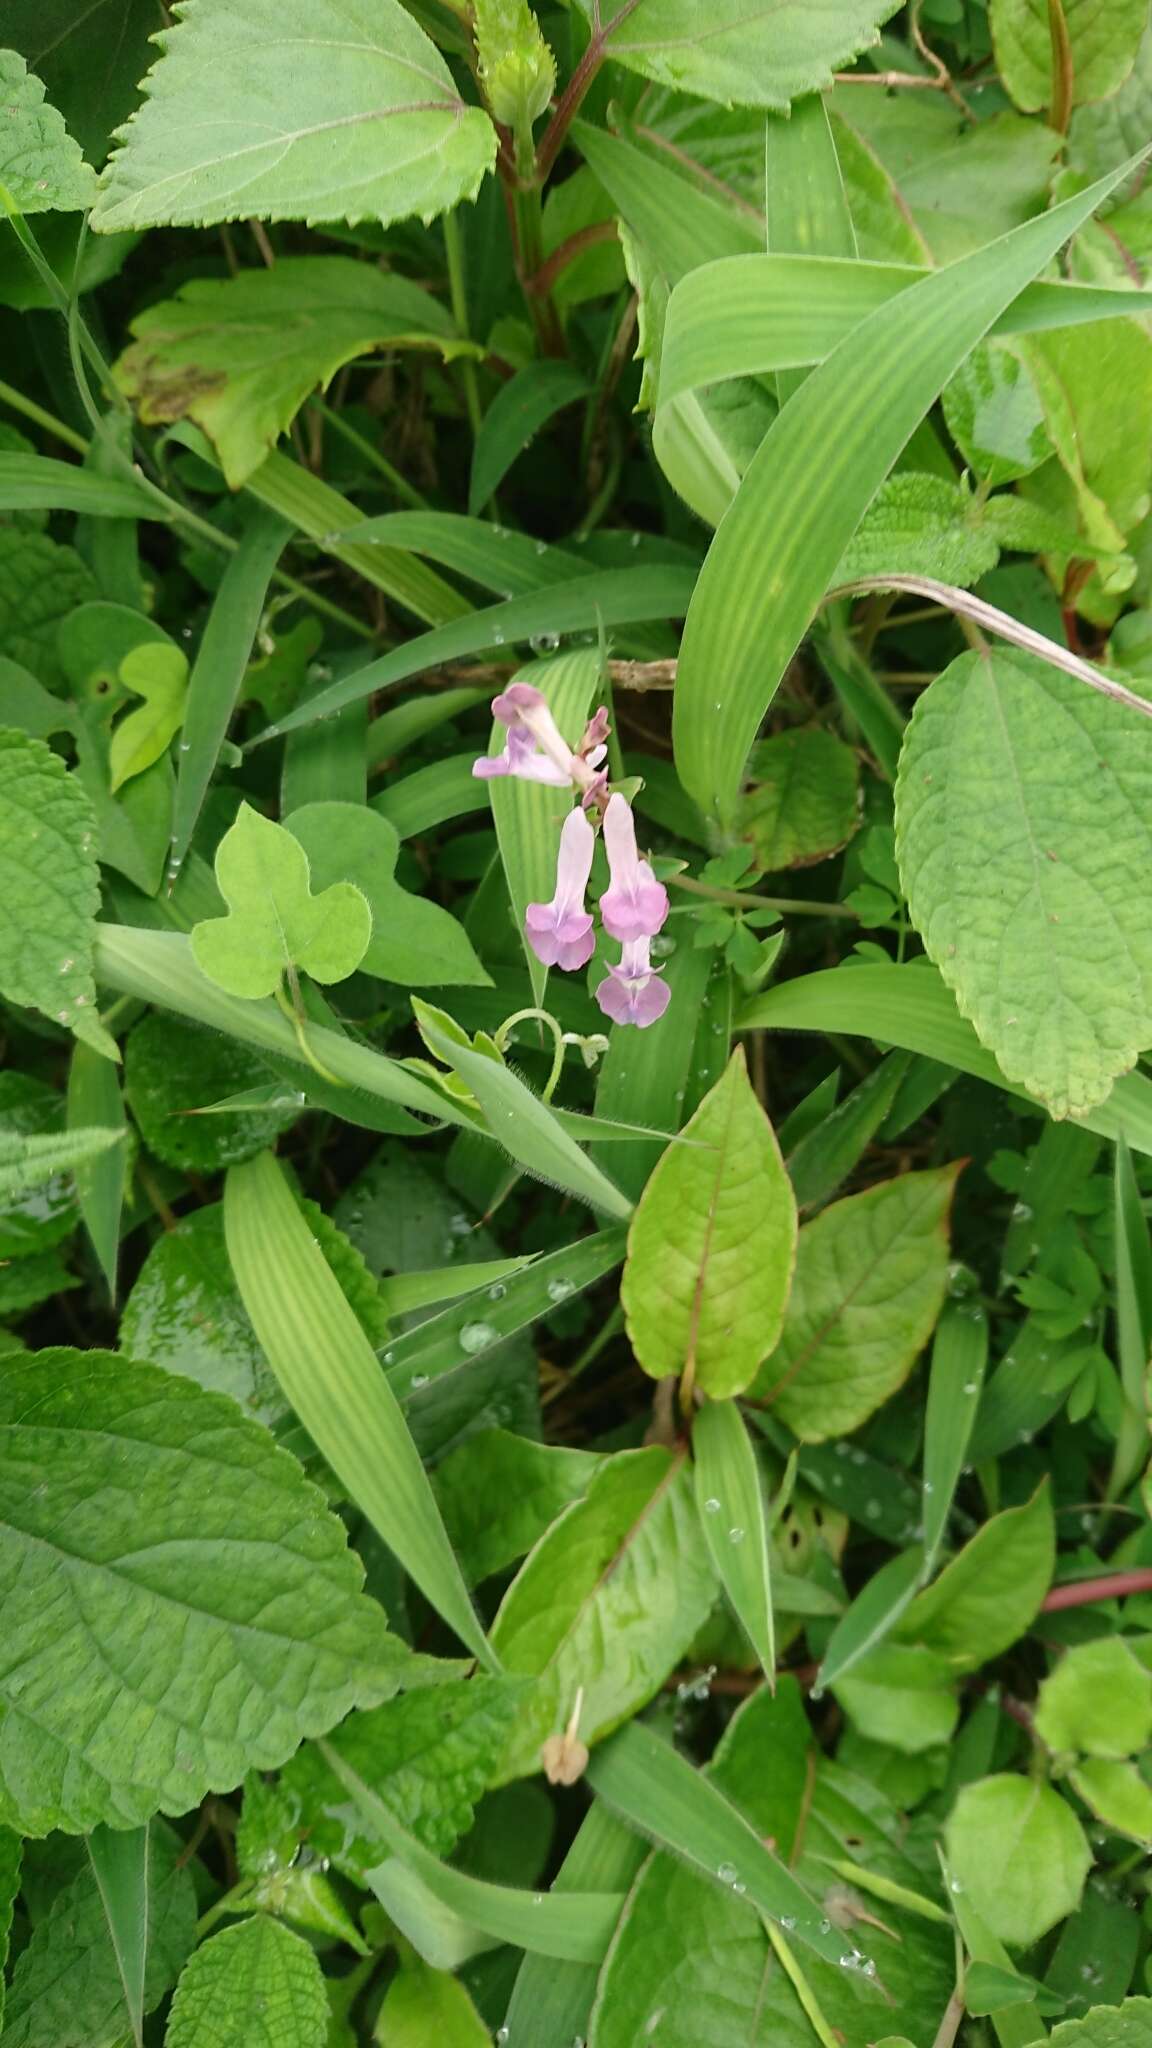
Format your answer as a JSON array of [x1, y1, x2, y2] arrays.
[[693, 1399, 775, 1684], [922, 1300, 989, 1573], [65, 1045, 127, 1300]]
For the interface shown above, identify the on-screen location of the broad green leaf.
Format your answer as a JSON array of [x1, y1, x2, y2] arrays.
[[1034, 1638, 1152, 1759], [742, 728, 859, 872], [164, 1917, 327, 2048], [488, 1446, 718, 1780], [943, 341, 1051, 487], [108, 643, 188, 793], [434, 1432, 605, 1587], [116, 258, 463, 489], [0, 1078, 80, 1258], [0, 531, 97, 684], [991, 0, 1147, 112], [836, 472, 1000, 589], [945, 1776, 1091, 1947], [753, 1167, 957, 1441], [621, 1049, 797, 1397], [120, 1204, 286, 1424], [895, 648, 1152, 1119], [693, 1399, 775, 1682], [766, 89, 857, 411], [66, 1046, 126, 1300], [593, 943, 726, 1200], [738, 960, 1152, 1156], [124, 1011, 298, 1172], [485, 649, 601, 1001], [2, 0, 157, 165], [0, 727, 117, 1060], [0, 1122, 121, 1203], [1, 1821, 195, 2048], [0, 1348, 406, 1833], [835, 1652, 959, 1756], [191, 801, 371, 999], [224, 1151, 490, 1665], [469, 361, 589, 515], [1069, 12, 1152, 181], [0, 1827, 18, 2033], [0, 49, 95, 211], [1023, 319, 1152, 555], [1068, 1760, 1152, 1847], [898, 1484, 1054, 1673], [92, 0, 496, 235], [573, 0, 902, 108], [286, 801, 490, 989], [1051, 2003, 1152, 2048], [277, 1677, 518, 1873], [375, 1953, 488, 2047], [671, 147, 1152, 827], [921, 1300, 988, 1573]]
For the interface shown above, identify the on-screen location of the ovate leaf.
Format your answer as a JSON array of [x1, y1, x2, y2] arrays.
[[836, 473, 1000, 589], [164, 1917, 327, 2048], [109, 643, 188, 792], [1050, 2003, 1152, 2048], [753, 1167, 957, 1441], [991, 0, 1147, 113], [433, 1432, 605, 1586], [897, 1484, 1054, 1673], [621, 1049, 797, 1398], [0, 1348, 406, 1833], [92, 0, 496, 235], [0, 50, 95, 211], [375, 1953, 489, 2047], [945, 1776, 1091, 1947], [116, 258, 464, 489], [191, 802, 371, 998], [286, 802, 490, 989], [1068, 1760, 1152, 1847], [742, 728, 860, 871], [573, 0, 903, 109], [1034, 1638, 1152, 1760], [488, 1447, 718, 1780], [942, 340, 1051, 487], [0, 728, 118, 1060], [895, 648, 1152, 1118]]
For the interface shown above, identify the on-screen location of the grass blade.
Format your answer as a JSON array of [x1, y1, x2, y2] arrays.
[[86, 1826, 150, 2048], [224, 1151, 492, 1666], [923, 1300, 989, 1573], [337, 511, 588, 595], [372, 754, 484, 838], [0, 452, 159, 518], [469, 362, 588, 514], [693, 1399, 775, 1684], [66, 1043, 127, 1300], [1110, 1136, 1152, 1496], [672, 146, 1151, 827], [503, 1805, 646, 2047], [815, 1546, 924, 1692]]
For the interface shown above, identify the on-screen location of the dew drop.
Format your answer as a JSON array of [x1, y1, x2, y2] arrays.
[[1011, 1200, 1033, 1222], [488, 1282, 507, 1300], [410, 1373, 429, 1390], [717, 1861, 738, 1885], [727, 1525, 745, 1545], [703, 1497, 721, 1514], [460, 1322, 495, 1353], [547, 1276, 575, 1303]]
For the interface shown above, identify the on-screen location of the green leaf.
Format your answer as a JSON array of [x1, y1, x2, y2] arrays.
[[3, 0, 157, 166], [818, 1548, 926, 1695], [693, 1400, 775, 1681], [488, 1446, 718, 1780], [116, 258, 463, 489], [191, 801, 371, 999], [621, 1049, 797, 1398], [0, 49, 95, 211], [1034, 1638, 1152, 1759], [375, 1952, 489, 2047], [753, 1167, 957, 1441], [0, 1826, 18, 2033], [922, 1300, 988, 1574], [671, 146, 1151, 827], [945, 1775, 1091, 1947], [1, 1821, 195, 2048], [991, 0, 1147, 112], [468, 362, 589, 516], [836, 472, 1000, 589], [277, 1677, 518, 1873], [164, 1916, 327, 2048], [895, 647, 1152, 1118], [0, 1347, 405, 1833], [0, 1121, 122, 1204], [0, 453, 158, 519], [433, 1431, 605, 1586], [474, 0, 555, 132], [0, 727, 118, 1060], [943, 341, 1051, 487], [1068, 1759, 1152, 1847], [1050, 2002, 1152, 2048], [964, 1962, 1042, 2016], [285, 801, 491, 989], [124, 1011, 299, 1172], [92, 0, 496, 235], [0, 1080, 78, 1258], [742, 728, 859, 872], [66, 1045, 127, 1299], [0, 530, 96, 685], [120, 1204, 285, 1424], [108, 643, 188, 793], [898, 1484, 1054, 1674], [573, 0, 902, 108], [224, 1151, 491, 1666]]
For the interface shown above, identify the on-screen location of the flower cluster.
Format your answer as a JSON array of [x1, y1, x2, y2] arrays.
[[473, 683, 671, 1028]]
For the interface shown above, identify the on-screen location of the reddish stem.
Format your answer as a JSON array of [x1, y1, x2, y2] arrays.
[[1042, 1568, 1152, 1611]]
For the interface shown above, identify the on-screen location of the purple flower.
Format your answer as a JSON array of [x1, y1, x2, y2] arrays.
[[473, 684, 609, 794], [525, 805, 596, 971], [595, 937, 671, 1029], [599, 793, 668, 943]]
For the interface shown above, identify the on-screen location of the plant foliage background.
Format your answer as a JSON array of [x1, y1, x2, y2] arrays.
[[2, 0, 1152, 2041]]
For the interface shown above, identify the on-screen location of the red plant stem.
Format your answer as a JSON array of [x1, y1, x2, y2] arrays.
[[1042, 1568, 1152, 1611]]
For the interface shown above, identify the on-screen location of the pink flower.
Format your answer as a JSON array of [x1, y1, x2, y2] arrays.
[[595, 936, 670, 1029], [525, 805, 596, 971], [472, 684, 608, 794], [599, 793, 668, 943]]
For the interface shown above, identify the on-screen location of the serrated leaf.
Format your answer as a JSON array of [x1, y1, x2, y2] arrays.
[[277, 1677, 519, 1873], [0, 1347, 407, 1833], [488, 1446, 718, 1781], [0, 1123, 122, 1202], [945, 1776, 1091, 1948], [573, 0, 901, 109], [895, 647, 1152, 1118], [92, 0, 496, 235], [0, 529, 97, 686], [286, 801, 490, 989], [742, 728, 859, 872], [124, 1012, 299, 1172], [836, 472, 1001, 589], [1, 1820, 195, 2048], [116, 258, 463, 488], [191, 801, 371, 999], [1035, 1638, 1152, 1759], [164, 1916, 327, 2048], [898, 1484, 1054, 1674], [1051, 2002, 1152, 2048], [621, 1049, 797, 1398], [991, 0, 1147, 113], [0, 727, 118, 1060], [109, 643, 188, 792], [753, 1167, 957, 1441], [0, 49, 95, 211]]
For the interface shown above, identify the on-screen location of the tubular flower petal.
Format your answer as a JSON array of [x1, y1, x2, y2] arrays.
[[473, 682, 578, 785], [599, 792, 669, 943], [524, 805, 596, 971], [595, 936, 670, 1029]]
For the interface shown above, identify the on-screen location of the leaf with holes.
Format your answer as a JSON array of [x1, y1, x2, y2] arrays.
[[896, 648, 1152, 1118]]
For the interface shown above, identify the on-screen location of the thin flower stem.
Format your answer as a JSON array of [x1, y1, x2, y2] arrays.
[[1042, 1567, 1152, 1610], [669, 875, 855, 919]]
